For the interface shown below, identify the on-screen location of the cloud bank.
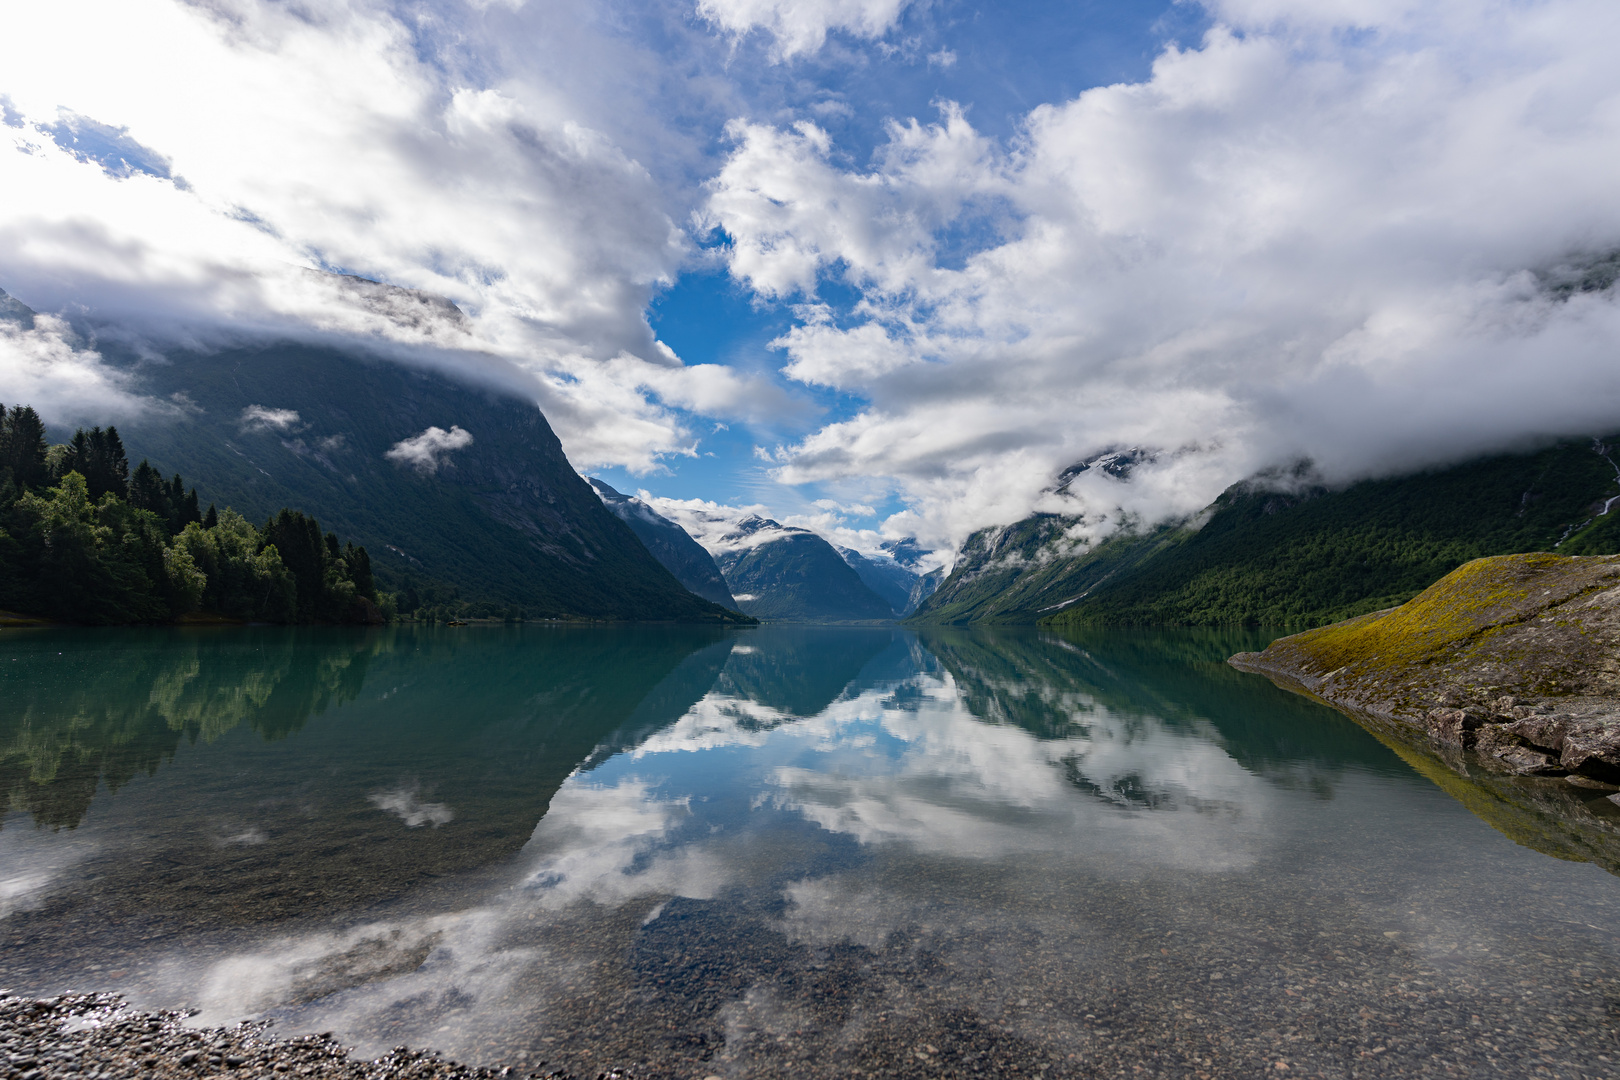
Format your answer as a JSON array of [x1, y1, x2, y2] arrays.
[[0, 0, 756, 474], [704, 0, 1620, 550], [5, 0, 1620, 559]]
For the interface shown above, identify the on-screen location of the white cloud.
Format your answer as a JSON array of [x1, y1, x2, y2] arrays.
[[238, 405, 301, 433], [697, 0, 915, 60], [0, 314, 155, 425], [703, 0, 1620, 552], [644, 492, 898, 557], [386, 425, 474, 473], [0, 0, 749, 472]]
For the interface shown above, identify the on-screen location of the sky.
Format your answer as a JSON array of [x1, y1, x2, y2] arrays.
[[2, 0, 1620, 559]]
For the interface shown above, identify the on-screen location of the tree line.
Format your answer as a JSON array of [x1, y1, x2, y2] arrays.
[[0, 403, 387, 625]]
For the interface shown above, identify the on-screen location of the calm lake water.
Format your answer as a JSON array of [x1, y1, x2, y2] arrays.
[[2, 625, 1618, 1079]]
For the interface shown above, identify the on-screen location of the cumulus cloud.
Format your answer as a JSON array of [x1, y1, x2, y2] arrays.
[[386, 425, 474, 473], [238, 405, 301, 433], [697, 0, 914, 60], [704, 0, 1620, 551]]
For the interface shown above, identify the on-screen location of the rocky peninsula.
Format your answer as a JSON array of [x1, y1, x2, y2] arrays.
[[1231, 552, 1620, 784], [1228, 552, 1620, 874]]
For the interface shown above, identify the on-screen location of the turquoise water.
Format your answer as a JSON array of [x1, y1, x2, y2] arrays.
[[2, 625, 1617, 1078]]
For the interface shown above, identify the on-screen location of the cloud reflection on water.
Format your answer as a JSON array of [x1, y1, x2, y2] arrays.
[[173, 631, 1285, 1060]]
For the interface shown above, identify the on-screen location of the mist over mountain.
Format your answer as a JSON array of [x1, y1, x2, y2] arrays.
[[702, 516, 894, 623], [0, 282, 745, 623], [911, 435, 1620, 628], [837, 547, 923, 617], [4, 0, 1620, 595]]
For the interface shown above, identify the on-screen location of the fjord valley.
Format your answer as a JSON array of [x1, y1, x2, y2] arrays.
[[8, 0, 1620, 1076]]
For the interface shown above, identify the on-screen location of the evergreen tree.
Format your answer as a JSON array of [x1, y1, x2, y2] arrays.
[[0, 405, 49, 490], [95, 426, 130, 501], [262, 508, 327, 620], [57, 426, 130, 502], [127, 460, 169, 516], [344, 540, 376, 600], [204, 503, 218, 529]]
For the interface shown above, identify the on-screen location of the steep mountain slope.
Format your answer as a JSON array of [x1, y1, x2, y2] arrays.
[[711, 517, 895, 622], [837, 546, 920, 615], [97, 339, 746, 622], [588, 478, 738, 609], [912, 436, 1620, 628]]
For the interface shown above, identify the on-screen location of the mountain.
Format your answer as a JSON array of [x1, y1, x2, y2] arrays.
[[911, 435, 1620, 628], [587, 478, 738, 609], [710, 516, 895, 622], [880, 538, 943, 614], [3, 283, 749, 623], [837, 546, 921, 616]]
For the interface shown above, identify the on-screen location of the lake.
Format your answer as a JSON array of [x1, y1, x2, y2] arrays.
[[2, 625, 1617, 1079]]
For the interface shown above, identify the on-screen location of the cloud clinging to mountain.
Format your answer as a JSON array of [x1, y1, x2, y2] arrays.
[[3, 0, 1620, 557], [704, 0, 1620, 548]]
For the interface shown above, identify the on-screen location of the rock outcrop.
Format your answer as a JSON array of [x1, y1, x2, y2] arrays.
[[1231, 553, 1620, 787]]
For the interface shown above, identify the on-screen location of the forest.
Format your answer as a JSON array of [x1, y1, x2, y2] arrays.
[[0, 403, 388, 625]]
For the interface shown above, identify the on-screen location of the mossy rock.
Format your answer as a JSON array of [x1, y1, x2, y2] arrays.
[[1232, 553, 1620, 718]]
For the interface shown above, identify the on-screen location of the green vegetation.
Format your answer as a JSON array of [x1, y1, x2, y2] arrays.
[[0, 403, 382, 625], [912, 435, 1620, 628], [1235, 552, 1620, 709]]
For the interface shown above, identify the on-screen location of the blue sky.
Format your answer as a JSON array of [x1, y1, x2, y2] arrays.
[[594, 0, 1208, 515], [3, 0, 1620, 555]]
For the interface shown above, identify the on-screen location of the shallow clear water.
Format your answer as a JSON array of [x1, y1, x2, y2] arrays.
[[2, 625, 1618, 1078]]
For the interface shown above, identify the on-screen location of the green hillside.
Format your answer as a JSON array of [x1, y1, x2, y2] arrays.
[[911, 436, 1620, 629]]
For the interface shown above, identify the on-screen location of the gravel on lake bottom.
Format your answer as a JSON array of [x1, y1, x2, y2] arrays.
[[0, 993, 607, 1080]]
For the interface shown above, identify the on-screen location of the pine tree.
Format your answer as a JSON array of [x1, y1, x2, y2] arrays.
[[261, 509, 327, 620], [128, 460, 169, 515], [0, 405, 49, 490]]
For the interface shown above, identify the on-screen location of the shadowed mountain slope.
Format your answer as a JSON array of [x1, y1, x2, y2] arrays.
[[105, 341, 746, 622], [588, 478, 738, 609]]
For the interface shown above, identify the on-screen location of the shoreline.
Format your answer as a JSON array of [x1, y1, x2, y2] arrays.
[[0, 992, 600, 1080]]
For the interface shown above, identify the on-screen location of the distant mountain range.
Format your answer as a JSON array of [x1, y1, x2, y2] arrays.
[[911, 437, 1620, 628], [587, 478, 738, 610], [3, 286, 748, 624], [708, 516, 895, 622]]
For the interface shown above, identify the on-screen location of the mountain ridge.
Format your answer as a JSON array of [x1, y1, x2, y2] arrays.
[[909, 435, 1620, 628]]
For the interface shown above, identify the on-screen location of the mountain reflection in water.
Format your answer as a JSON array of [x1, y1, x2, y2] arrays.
[[1, 625, 1617, 1080]]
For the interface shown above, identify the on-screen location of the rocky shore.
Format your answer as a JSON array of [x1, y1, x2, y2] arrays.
[[0, 992, 599, 1080], [1231, 552, 1620, 788]]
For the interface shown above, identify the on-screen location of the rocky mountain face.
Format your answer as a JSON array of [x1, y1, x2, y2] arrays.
[[912, 436, 1620, 628], [588, 478, 738, 610], [710, 517, 895, 622], [837, 547, 922, 616], [75, 332, 748, 622]]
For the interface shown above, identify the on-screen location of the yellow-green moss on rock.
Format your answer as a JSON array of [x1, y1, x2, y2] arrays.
[[1231, 553, 1620, 718]]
